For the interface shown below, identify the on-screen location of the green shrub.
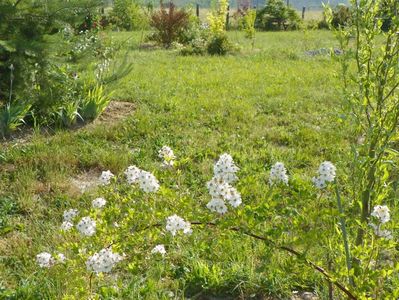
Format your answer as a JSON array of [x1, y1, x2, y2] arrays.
[[0, 101, 31, 138], [0, 0, 104, 132], [51, 101, 82, 128], [79, 84, 110, 121], [242, 9, 257, 42], [207, 34, 232, 55], [109, 0, 147, 31], [255, 0, 301, 31], [330, 4, 351, 28]]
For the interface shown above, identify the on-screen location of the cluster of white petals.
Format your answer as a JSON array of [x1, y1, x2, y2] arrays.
[[138, 170, 160, 193], [36, 252, 66, 268], [371, 205, 390, 224], [312, 161, 336, 189], [99, 170, 114, 185], [92, 197, 106, 209], [61, 209, 79, 231], [76, 216, 96, 237], [369, 205, 392, 239], [213, 153, 239, 184], [86, 248, 124, 273], [151, 244, 166, 256], [369, 223, 393, 239], [60, 221, 73, 231], [166, 215, 192, 236], [269, 162, 289, 185], [206, 154, 241, 214], [124, 165, 160, 193], [124, 165, 141, 184], [158, 146, 176, 167], [56, 253, 66, 263], [63, 209, 78, 222], [206, 197, 228, 214], [36, 252, 55, 268]]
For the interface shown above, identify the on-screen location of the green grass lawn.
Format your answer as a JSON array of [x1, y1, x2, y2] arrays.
[[0, 30, 352, 299]]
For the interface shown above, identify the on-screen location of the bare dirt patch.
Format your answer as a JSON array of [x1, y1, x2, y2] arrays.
[[87, 101, 135, 127], [69, 169, 102, 194], [0, 101, 135, 147]]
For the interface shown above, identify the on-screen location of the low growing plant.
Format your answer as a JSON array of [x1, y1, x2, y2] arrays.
[[79, 84, 110, 121], [0, 101, 31, 138]]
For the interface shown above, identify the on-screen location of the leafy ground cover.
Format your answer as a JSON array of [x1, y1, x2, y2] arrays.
[[0, 30, 357, 299]]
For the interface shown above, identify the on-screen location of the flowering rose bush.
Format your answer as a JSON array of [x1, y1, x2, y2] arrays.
[[34, 145, 399, 299]]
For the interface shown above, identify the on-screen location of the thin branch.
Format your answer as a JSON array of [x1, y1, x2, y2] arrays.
[[121, 221, 358, 300]]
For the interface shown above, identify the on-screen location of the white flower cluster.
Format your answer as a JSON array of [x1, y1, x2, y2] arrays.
[[369, 223, 392, 240], [138, 171, 160, 193], [165, 215, 192, 236], [36, 252, 65, 268], [158, 146, 176, 167], [99, 170, 114, 185], [36, 252, 54, 268], [151, 244, 166, 256], [312, 161, 336, 189], [86, 248, 124, 273], [124, 165, 141, 184], [76, 216, 96, 237], [206, 154, 241, 214], [92, 197, 106, 209], [213, 153, 239, 184], [73, 30, 98, 54], [269, 162, 289, 185], [370, 205, 392, 239], [60, 208, 79, 231], [124, 166, 160, 193], [95, 58, 111, 80], [371, 205, 390, 224]]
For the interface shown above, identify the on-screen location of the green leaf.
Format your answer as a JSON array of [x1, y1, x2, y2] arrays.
[[0, 40, 16, 52]]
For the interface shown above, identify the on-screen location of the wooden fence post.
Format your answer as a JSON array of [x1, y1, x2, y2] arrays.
[[196, 4, 199, 18], [302, 7, 306, 20], [226, 5, 230, 30]]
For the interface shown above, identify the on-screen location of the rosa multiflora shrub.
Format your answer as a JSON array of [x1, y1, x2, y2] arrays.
[[35, 146, 399, 298]]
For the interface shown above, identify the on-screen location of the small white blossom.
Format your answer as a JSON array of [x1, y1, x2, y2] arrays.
[[313, 161, 336, 189], [166, 215, 192, 236], [269, 162, 288, 185], [206, 176, 242, 209], [76, 216, 96, 237], [369, 223, 392, 239], [312, 176, 327, 189], [207, 176, 230, 198], [56, 253, 66, 263], [92, 197, 106, 209], [60, 221, 73, 231], [63, 209, 79, 222], [124, 165, 141, 184], [371, 205, 390, 224], [206, 197, 228, 214], [138, 171, 160, 193], [36, 252, 54, 268], [213, 153, 239, 183], [158, 146, 176, 167], [223, 187, 242, 208], [86, 248, 123, 273], [151, 244, 166, 256], [99, 170, 114, 185]]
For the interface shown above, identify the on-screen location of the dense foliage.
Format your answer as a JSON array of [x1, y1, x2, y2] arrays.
[[109, 0, 147, 31], [255, 0, 301, 31], [149, 3, 190, 47]]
